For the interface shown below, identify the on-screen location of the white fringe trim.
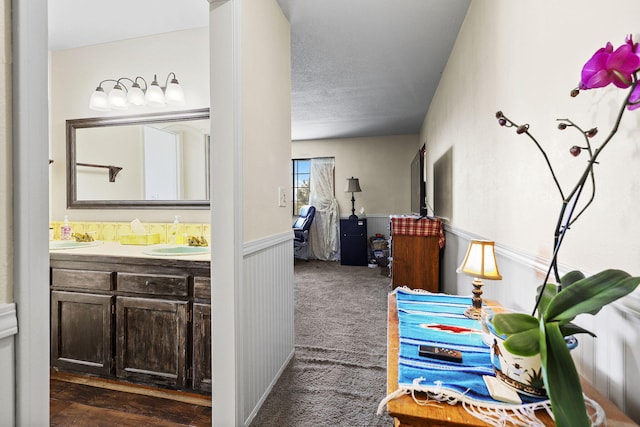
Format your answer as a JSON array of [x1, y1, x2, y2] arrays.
[[378, 377, 606, 427]]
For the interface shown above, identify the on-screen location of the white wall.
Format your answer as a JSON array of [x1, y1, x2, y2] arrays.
[[423, 0, 640, 276], [424, 0, 640, 420], [49, 27, 210, 223], [292, 134, 420, 217], [242, 0, 293, 242]]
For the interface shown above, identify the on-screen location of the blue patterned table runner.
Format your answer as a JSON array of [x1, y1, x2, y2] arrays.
[[395, 288, 544, 405]]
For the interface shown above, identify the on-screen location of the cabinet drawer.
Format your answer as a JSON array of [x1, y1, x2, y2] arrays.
[[117, 273, 188, 297], [193, 276, 211, 300], [51, 269, 113, 291]]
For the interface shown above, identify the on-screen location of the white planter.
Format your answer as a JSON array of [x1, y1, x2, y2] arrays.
[[488, 328, 547, 397], [481, 312, 546, 397]]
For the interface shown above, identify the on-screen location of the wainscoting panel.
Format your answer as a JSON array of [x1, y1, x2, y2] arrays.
[[241, 232, 295, 426], [443, 226, 640, 423], [363, 215, 392, 240], [0, 303, 17, 426]]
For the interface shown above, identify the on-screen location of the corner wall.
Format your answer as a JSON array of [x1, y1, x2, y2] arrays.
[[0, 0, 11, 305], [0, 1, 13, 420], [425, 0, 640, 421], [210, 1, 293, 425]]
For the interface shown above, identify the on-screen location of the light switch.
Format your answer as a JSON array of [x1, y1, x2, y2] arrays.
[[278, 186, 287, 207]]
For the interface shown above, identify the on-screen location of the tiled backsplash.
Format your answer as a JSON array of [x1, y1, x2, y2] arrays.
[[49, 220, 210, 244]]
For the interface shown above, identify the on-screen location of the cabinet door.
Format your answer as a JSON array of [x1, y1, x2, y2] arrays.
[[192, 302, 212, 392], [116, 296, 188, 389], [51, 291, 114, 376]]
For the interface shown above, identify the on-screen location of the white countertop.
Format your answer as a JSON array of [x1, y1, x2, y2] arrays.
[[49, 240, 211, 262]]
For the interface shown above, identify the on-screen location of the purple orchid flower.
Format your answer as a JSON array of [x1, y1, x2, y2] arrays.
[[579, 40, 640, 90], [624, 35, 640, 110], [627, 85, 640, 110]]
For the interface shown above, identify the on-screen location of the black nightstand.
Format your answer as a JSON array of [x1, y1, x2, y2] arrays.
[[340, 218, 368, 266]]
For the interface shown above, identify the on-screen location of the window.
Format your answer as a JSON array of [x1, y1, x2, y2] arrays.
[[292, 159, 310, 215]]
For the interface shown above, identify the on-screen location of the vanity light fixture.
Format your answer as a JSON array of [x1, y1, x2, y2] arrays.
[[89, 72, 185, 111]]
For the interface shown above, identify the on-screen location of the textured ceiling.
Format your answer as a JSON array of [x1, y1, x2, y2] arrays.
[[48, 0, 470, 141], [277, 0, 470, 140]]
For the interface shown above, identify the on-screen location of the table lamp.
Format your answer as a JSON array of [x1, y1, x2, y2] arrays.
[[457, 240, 502, 319], [345, 177, 362, 220]]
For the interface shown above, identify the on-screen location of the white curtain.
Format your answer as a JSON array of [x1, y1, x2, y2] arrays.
[[308, 158, 339, 261]]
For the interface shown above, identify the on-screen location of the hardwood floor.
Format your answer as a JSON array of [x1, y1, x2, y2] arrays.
[[50, 372, 212, 426]]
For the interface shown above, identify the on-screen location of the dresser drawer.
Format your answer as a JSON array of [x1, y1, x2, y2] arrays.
[[117, 272, 188, 297], [193, 276, 211, 300], [51, 268, 113, 291]]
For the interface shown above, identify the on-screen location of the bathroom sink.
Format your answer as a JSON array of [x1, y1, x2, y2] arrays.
[[144, 245, 210, 256], [49, 240, 101, 250]]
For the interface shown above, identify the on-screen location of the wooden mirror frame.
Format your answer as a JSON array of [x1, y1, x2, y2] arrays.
[[66, 108, 210, 209]]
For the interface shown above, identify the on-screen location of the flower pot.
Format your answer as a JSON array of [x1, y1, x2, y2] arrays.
[[482, 313, 546, 396], [482, 313, 578, 398]]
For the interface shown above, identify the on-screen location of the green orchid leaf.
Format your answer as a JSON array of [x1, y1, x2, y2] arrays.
[[560, 322, 596, 338], [545, 270, 640, 322], [535, 283, 559, 315], [503, 328, 541, 356], [540, 322, 590, 427], [560, 270, 586, 288], [492, 312, 538, 335]]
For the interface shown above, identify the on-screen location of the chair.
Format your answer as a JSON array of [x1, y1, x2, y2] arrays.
[[293, 205, 316, 260]]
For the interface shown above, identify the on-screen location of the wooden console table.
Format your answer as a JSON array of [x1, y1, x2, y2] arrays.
[[385, 293, 638, 427]]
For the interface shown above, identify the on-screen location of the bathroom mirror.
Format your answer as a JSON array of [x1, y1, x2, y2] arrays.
[[67, 108, 210, 209]]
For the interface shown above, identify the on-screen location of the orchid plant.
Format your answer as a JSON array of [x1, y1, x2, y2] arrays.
[[491, 35, 640, 427]]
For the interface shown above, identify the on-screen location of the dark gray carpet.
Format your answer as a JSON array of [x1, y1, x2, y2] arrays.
[[250, 260, 394, 426]]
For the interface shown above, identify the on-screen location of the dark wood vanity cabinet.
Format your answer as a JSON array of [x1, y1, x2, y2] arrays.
[[50, 253, 211, 394]]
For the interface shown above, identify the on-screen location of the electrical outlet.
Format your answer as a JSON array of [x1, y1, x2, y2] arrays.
[[278, 186, 287, 207]]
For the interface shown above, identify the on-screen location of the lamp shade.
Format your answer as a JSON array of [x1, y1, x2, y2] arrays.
[[107, 84, 128, 110], [89, 87, 110, 111], [127, 84, 146, 106], [345, 177, 362, 193], [164, 78, 185, 106], [458, 240, 502, 280], [145, 77, 166, 106]]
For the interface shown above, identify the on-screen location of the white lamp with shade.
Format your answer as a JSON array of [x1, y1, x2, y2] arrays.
[[457, 240, 502, 319]]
